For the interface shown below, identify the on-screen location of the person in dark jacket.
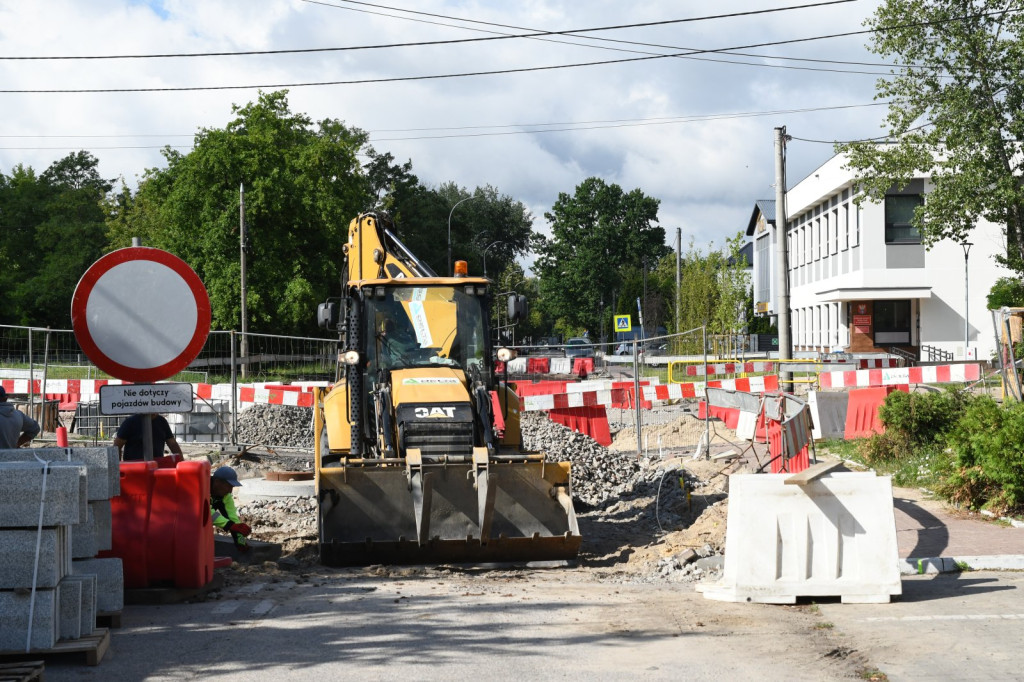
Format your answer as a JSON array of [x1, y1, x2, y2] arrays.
[[113, 413, 183, 461], [0, 386, 40, 449]]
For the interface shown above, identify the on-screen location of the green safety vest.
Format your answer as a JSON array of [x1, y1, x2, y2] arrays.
[[211, 492, 247, 547]]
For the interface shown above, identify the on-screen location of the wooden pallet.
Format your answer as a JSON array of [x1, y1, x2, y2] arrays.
[[0, 660, 44, 682], [0, 628, 110, 667], [96, 610, 122, 629]]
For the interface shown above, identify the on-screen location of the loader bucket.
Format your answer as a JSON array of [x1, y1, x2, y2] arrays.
[[317, 456, 581, 566]]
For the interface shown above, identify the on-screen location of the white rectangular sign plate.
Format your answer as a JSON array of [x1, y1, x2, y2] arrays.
[[99, 383, 194, 415]]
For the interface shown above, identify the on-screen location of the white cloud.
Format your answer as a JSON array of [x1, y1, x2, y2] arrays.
[[0, 0, 888, 259]]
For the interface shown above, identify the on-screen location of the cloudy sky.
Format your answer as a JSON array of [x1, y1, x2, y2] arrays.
[[0, 0, 892, 258]]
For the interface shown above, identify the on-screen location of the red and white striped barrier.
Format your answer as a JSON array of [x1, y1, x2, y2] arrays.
[[678, 362, 775, 377], [1, 378, 127, 395], [819, 363, 981, 389], [522, 375, 780, 412], [2, 379, 322, 409]]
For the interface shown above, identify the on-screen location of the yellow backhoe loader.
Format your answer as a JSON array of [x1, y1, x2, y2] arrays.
[[314, 212, 580, 566]]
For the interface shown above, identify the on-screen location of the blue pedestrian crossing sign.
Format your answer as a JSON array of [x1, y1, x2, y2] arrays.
[[614, 315, 632, 332]]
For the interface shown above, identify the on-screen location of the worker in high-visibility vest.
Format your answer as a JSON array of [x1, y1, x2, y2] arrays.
[[210, 466, 251, 551]]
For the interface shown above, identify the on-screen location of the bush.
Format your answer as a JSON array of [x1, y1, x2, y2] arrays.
[[986, 277, 1024, 309], [866, 388, 972, 463], [938, 396, 1024, 513]]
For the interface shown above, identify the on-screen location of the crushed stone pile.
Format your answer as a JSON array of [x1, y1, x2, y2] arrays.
[[237, 496, 319, 564], [521, 411, 642, 507], [236, 404, 314, 449]]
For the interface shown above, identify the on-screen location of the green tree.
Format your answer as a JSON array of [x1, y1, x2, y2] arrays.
[[438, 182, 534, 279], [533, 177, 666, 334], [837, 0, 1024, 272], [0, 153, 112, 327], [111, 91, 371, 334], [660, 235, 751, 353], [0, 164, 47, 323]]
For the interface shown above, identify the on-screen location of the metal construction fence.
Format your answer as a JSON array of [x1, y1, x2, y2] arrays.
[[1, 322, 994, 458], [0, 324, 339, 450]]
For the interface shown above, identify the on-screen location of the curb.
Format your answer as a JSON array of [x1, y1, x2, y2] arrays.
[[901, 555, 1024, 575]]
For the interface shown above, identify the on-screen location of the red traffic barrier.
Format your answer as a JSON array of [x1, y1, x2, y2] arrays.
[[100, 459, 214, 589], [548, 405, 612, 446], [56, 427, 68, 447], [766, 418, 810, 474], [844, 385, 909, 439]]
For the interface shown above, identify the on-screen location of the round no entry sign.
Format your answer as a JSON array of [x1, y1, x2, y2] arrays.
[[71, 247, 211, 382]]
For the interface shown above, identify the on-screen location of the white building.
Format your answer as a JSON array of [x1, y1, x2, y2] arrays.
[[747, 152, 1009, 361]]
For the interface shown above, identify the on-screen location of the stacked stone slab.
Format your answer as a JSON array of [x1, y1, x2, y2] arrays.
[[0, 448, 124, 652]]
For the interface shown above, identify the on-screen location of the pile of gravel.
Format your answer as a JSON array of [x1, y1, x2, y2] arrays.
[[521, 412, 646, 507], [236, 404, 314, 449], [239, 496, 317, 533]]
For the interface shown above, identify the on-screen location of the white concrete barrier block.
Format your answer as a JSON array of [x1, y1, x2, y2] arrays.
[[698, 472, 902, 604]]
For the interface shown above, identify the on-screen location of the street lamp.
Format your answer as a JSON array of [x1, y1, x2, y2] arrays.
[[961, 241, 973, 358], [481, 240, 504, 277], [448, 195, 479, 276]]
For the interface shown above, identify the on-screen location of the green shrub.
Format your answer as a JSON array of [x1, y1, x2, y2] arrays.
[[986, 277, 1024, 309], [938, 396, 1024, 513], [866, 388, 972, 463]]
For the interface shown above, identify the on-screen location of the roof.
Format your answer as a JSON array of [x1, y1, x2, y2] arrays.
[[728, 241, 754, 268], [745, 200, 776, 236]]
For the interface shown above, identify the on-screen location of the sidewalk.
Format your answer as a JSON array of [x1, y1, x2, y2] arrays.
[[892, 486, 1024, 573]]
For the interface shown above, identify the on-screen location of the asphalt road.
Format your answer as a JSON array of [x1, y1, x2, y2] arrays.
[[41, 567, 1023, 681]]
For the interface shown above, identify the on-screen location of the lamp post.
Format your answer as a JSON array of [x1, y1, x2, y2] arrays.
[[962, 241, 973, 358], [448, 195, 479, 276], [481, 240, 505, 277]]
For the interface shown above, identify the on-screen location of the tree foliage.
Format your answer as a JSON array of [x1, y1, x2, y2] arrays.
[[111, 91, 371, 334], [653, 234, 751, 351], [0, 152, 112, 327], [837, 0, 1024, 272], [532, 177, 666, 335]]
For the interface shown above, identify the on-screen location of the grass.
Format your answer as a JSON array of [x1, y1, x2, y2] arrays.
[[818, 437, 942, 489]]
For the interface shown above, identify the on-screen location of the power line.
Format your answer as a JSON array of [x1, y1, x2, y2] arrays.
[[0, 101, 889, 151], [1, 5, 1018, 93], [0, 0, 921, 78], [789, 122, 931, 144], [0, 1, 856, 60]]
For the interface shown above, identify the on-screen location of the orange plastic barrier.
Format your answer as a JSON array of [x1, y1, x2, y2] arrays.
[[100, 459, 214, 589], [526, 357, 551, 374], [511, 381, 570, 397], [572, 358, 594, 376], [844, 385, 909, 439], [766, 419, 810, 474], [697, 402, 741, 430], [548, 405, 612, 446]]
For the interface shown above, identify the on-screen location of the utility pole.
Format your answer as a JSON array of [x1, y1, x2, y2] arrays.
[[962, 241, 973, 358], [774, 127, 793, 391], [240, 183, 248, 379], [675, 227, 681, 336]]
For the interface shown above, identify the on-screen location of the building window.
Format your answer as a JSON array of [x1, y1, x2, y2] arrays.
[[755, 234, 771, 308], [885, 195, 923, 244], [831, 208, 839, 254], [874, 300, 912, 344]]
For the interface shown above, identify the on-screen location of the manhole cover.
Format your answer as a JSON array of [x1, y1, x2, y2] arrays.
[[264, 470, 314, 481]]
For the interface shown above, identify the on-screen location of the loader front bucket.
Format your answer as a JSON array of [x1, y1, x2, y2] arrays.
[[317, 454, 580, 566]]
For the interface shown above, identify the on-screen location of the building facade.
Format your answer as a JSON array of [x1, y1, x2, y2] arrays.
[[747, 152, 1009, 361]]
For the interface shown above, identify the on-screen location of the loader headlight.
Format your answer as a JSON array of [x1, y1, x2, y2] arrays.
[[496, 347, 515, 362], [342, 350, 361, 365]]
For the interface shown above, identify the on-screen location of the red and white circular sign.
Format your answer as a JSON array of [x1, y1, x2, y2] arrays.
[[71, 247, 211, 382]]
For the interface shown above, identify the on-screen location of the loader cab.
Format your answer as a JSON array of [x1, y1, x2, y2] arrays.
[[363, 283, 492, 381]]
